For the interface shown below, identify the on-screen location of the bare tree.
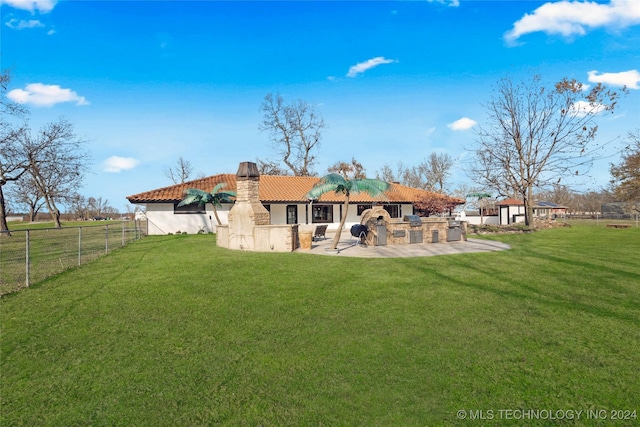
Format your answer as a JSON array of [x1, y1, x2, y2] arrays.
[[375, 154, 454, 192], [401, 164, 429, 190], [256, 158, 290, 176], [425, 152, 454, 192], [327, 158, 366, 179], [0, 70, 30, 233], [534, 184, 578, 212], [88, 196, 110, 218], [610, 129, 640, 202], [376, 162, 404, 183], [7, 173, 45, 222], [23, 118, 90, 228], [123, 203, 134, 220], [470, 75, 624, 227], [164, 156, 194, 184], [573, 190, 616, 214], [259, 93, 325, 176], [376, 161, 429, 189], [68, 193, 90, 220]]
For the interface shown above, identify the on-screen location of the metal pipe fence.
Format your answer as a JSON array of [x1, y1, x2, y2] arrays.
[[564, 213, 639, 227], [0, 220, 146, 296]]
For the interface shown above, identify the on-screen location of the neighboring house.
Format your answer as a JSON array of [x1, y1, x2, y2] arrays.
[[533, 201, 568, 219], [496, 199, 567, 225], [459, 199, 568, 225], [496, 198, 526, 225], [127, 173, 461, 235]]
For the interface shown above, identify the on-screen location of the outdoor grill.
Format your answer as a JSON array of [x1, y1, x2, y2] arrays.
[[403, 215, 422, 227], [447, 220, 462, 241], [350, 224, 369, 245], [350, 224, 368, 238]]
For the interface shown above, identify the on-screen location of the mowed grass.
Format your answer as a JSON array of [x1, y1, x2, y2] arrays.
[[1, 221, 143, 294], [1, 226, 639, 426]]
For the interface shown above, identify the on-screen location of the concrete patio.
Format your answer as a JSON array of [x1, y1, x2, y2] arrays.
[[297, 232, 511, 258]]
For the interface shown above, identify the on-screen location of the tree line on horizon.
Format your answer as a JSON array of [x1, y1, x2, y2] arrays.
[[4, 67, 637, 233], [167, 84, 637, 226]]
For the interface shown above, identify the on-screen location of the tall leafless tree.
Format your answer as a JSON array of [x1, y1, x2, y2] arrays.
[[0, 70, 30, 233], [327, 158, 366, 179], [424, 152, 454, 192], [610, 129, 640, 202], [164, 156, 194, 184], [88, 196, 110, 218], [68, 193, 90, 220], [7, 173, 45, 222], [534, 184, 575, 207], [470, 75, 624, 227], [259, 93, 325, 176], [376, 162, 404, 183], [256, 158, 290, 176], [375, 154, 454, 192], [23, 118, 90, 228]]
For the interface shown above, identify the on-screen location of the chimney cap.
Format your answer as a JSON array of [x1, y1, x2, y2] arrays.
[[236, 161, 260, 178]]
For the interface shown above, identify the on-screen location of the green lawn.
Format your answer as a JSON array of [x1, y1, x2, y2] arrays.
[[1, 226, 639, 426], [1, 221, 143, 295]]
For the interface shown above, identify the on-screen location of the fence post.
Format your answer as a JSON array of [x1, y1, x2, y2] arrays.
[[78, 227, 82, 266], [105, 224, 109, 254], [25, 230, 30, 287], [122, 221, 125, 246]]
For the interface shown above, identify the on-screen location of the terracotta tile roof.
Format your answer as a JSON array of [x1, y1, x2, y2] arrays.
[[126, 174, 461, 205], [497, 198, 524, 206]]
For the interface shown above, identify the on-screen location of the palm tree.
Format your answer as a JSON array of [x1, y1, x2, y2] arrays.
[[306, 174, 389, 250], [178, 183, 236, 226]]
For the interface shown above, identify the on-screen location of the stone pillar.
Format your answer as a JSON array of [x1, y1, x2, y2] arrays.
[[226, 162, 271, 250]]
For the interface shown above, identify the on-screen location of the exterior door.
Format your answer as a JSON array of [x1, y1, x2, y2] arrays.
[[286, 205, 298, 224]]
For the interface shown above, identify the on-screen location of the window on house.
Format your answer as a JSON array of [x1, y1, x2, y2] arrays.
[[357, 204, 372, 215], [383, 204, 400, 218], [174, 202, 205, 214], [286, 205, 298, 224], [312, 205, 333, 223]]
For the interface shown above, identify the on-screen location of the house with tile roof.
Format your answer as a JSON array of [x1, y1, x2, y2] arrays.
[[496, 199, 567, 225], [127, 172, 462, 235], [459, 199, 568, 225]]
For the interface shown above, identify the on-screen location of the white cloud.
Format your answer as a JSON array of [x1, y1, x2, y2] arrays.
[[504, 0, 640, 45], [447, 117, 477, 131], [588, 69, 640, 89], [569, 100, 608, 117], [5, 18, 44, 29], [103, 156, 140, 173], [346, 57, 397, 78], [425, 126, 436, 138], [0, 0, 57, 13], [426, 0, 460, 6], [7, 83, 89, 107]]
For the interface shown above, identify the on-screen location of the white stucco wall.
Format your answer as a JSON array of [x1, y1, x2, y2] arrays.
[[267, 204, 288, 225], [143, 203, 233, 235], [499, 205, 526, 225], [139, 202, 415, 235], [456, 212, 499, 225]]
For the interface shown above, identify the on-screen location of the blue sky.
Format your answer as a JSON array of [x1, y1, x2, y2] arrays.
[[2, 0, 639, 211]]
